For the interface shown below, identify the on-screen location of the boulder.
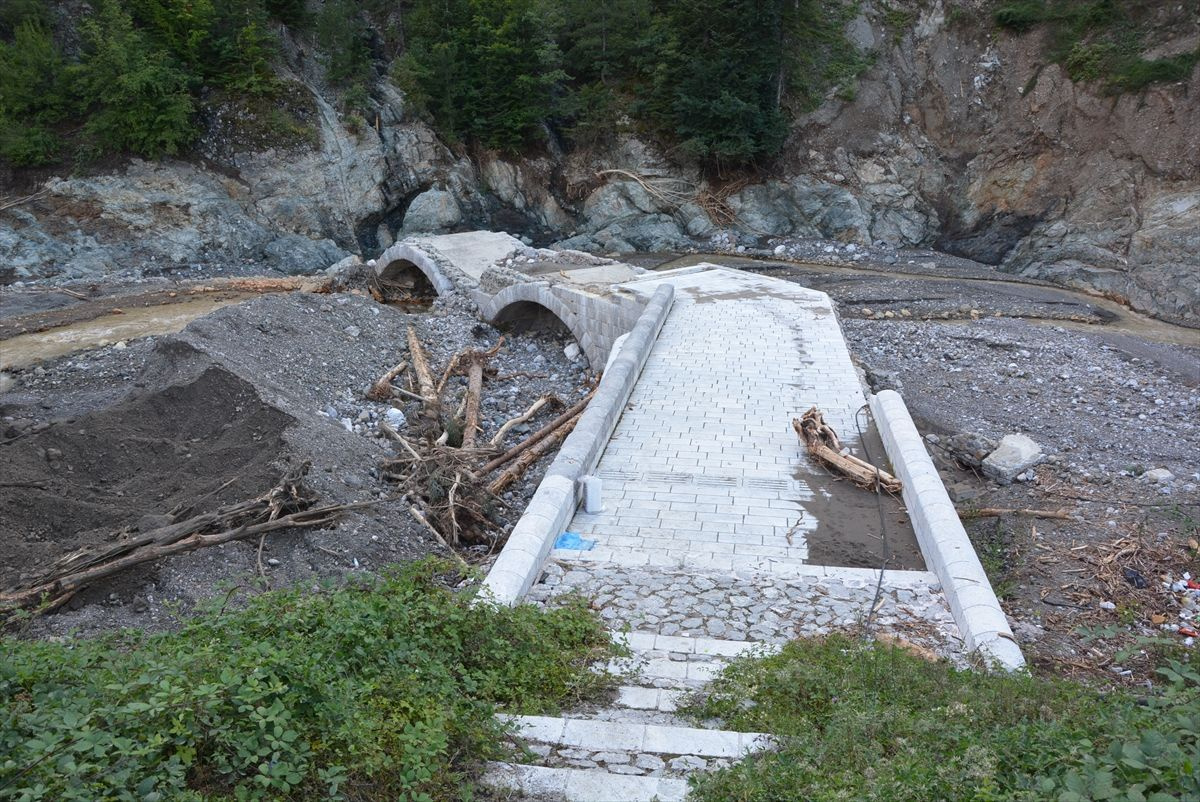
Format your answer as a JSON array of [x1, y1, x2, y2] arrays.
[[401, 188, 464, 235], [981, 434, 1045, 484], [262, 234, 350, 275]]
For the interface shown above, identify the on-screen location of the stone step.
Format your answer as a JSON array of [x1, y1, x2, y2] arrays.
[[607, 654, 721, 688], [613, 685, 685, 713], [605, 631, 781, 690], [530, 560, 961, 653], [551, 547, 938, 585], [612, 629, 778, 658], [483, 762, 688, 802], [501, 714, 774, 758]]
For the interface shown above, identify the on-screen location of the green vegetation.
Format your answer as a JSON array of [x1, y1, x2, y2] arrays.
[[683, 635, 1200, 801], [0, 0, 335, 165], [396, 0, 568, 153], [2, 0, 1194, 170], [78, 2, 197, 159], [1, 0, 873, 170], [0, 559, 616, 801], [994, 0, 1199, 92], [396, 0, 872, 166], [0, 19, 71, 165]]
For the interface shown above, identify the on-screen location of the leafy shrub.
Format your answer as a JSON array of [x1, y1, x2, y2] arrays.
[[995, 0, 1195, 94], [402, 0, 566, 153], [562, 81, 625, 149], [0, 0, 51, 39], [683, 634, 1200, 801], [787, 0, 875, 113], [0, 559, 615, 801], [0, 19, 71, 165], [1108, 50, 1199, 92], [994, 0, 1050, 32], [77, 1, 197, 158], [1065, 40, 1119, 82]]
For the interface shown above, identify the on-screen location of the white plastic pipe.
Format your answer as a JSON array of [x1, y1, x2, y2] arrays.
[[581, 475, 603, 514]]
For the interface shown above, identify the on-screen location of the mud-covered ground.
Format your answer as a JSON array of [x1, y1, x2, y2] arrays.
[[0, 286, 592, 638]]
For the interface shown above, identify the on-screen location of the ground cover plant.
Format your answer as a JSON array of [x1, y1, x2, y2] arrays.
[[994, 0, 1199, 92], [684, 634, 1199, 801], [0, 559, 617, 801]]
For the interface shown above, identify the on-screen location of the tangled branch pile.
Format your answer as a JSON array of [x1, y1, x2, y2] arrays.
[[1, 463, 357, 617], [371, 326, 594, 552]]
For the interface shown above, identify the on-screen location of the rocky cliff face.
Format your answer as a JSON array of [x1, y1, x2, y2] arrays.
[[3, 0, 1197, 323]]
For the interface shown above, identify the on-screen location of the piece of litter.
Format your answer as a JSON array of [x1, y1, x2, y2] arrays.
[[554, 531, 595, 551]]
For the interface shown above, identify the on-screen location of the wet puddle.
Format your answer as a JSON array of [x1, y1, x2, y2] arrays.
[[0, 294, 256, 370]]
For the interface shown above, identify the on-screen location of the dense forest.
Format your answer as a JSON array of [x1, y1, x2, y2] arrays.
[[1, 0, 1195, 170]]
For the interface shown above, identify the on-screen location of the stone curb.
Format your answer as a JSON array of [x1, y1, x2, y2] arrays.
[[868, 389, 1026, 671], [480, 284, 676, 605]]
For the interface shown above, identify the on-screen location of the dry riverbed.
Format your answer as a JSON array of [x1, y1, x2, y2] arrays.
[[3, 246, 1198, 687]]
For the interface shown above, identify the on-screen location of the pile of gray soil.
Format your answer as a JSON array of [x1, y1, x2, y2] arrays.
[[1, 290, 591, 638]]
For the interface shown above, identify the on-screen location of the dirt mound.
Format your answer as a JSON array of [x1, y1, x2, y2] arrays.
[[1, 366, 292, 589], [0, 288, 591, 637]]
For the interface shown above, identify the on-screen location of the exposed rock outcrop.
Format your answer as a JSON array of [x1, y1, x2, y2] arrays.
[[2, 0, 1196, 323]]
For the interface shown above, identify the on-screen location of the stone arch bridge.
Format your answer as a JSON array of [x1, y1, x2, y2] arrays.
[[372, 231, 648, 367], [368, 230, 1023, 799]]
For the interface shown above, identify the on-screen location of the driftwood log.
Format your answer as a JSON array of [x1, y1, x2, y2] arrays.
[[378, 329, 597, 550], [461, 355, 486, 449], [407, 324, 437, 403], [487, 410, 582, 495], [491, 396, 552, 447], [962, 507, 1076, 521], [1, 464, 361, 617], [793, 408, 902, 494], [479, 390, 595, 476]]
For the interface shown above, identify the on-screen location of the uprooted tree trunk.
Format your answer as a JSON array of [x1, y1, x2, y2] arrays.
[[794, 408, 902, 494], [0, 463, 362, 617]]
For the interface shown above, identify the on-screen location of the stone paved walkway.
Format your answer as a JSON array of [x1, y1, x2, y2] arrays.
[[484, 268, 965, 801], [559, 267, 904, 572]]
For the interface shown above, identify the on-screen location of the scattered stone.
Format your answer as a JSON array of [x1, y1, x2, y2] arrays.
[[942, 431, 997, 468], [635, 754, 666, 772], [1142, 468, 1175, 484], [669, 756, 708, 772], [981, 434, 1045, 484]]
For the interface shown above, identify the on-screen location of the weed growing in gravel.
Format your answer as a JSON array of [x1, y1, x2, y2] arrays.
[[0, 559, 616, 801], [683, 634, 1199, 801]]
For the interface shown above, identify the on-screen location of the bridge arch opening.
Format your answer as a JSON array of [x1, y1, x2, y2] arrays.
[[377, 259, 437, 304], [491, 300, 586, 365]]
